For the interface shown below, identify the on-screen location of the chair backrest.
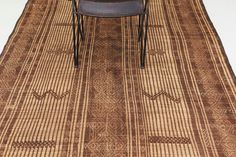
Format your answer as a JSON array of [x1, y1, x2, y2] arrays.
[[72, 0, 150, 12], [83, 0, 137, 2]]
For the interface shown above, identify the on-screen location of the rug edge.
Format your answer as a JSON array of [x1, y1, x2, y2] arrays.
[[199, 0, 236, 82]]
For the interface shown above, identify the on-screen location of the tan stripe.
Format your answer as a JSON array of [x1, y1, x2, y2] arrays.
[[137, 0, 206, 156], [163, 1, 207, 155], [122, 17, 132, 157], [165, 0, 222, 156], [131, 19, 144, 157], [0, 0, 49, 126], [1, 0, 55, 148], [2, 0, 60, 155], [163, 5, 198, 155], [127, 17, 137, 156], [77, 18, 97, 156]]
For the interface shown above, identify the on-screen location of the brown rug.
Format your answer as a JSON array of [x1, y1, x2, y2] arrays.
[[0, 0, 236, 156]]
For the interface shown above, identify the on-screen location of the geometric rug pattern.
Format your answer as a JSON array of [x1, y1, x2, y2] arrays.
[[0, 0, 236, 156]]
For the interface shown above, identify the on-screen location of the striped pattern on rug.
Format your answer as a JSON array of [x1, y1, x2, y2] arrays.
[[0, 0, 236, 156]]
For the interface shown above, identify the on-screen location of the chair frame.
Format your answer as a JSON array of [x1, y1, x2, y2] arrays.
[[71, 0, 149, 68]]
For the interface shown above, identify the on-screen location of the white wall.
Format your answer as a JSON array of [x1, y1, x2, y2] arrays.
[[203, 0, 236, 75], [0, 0, 235, 75], [0, 1, 28, 53]]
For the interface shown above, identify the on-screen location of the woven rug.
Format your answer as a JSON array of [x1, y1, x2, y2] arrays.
[[0, 0, 236, 156]]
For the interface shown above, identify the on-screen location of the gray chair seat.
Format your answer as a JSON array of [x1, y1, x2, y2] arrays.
[[78, 0, 144, 17]]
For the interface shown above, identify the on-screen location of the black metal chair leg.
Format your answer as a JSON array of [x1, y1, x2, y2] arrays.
[[76, 15, 81, 68], [72, 5, 78, 67], [77, 14, 84, 41], [141, 10, 149, 68], [138, 14, 144, 42], [140, 17, 144, 68], [138, 15, 141, 38]]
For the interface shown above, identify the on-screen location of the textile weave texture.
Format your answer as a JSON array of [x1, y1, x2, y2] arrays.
[[0, 0, 236, 156]]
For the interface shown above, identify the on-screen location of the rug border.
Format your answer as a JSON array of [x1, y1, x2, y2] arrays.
[[199, 0, 236, 81], [0, 0, 29, 61]]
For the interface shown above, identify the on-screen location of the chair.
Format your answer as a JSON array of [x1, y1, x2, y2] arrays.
[[71, 0, 149, 68]]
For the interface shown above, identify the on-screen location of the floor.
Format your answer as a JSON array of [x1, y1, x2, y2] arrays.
[[0, 0, 235, 75]]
